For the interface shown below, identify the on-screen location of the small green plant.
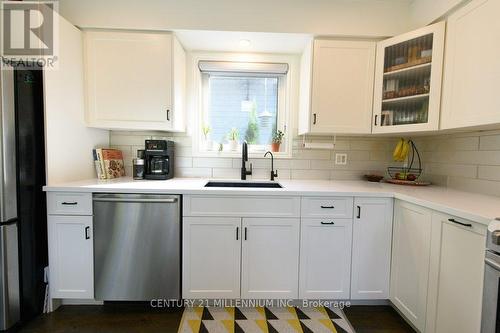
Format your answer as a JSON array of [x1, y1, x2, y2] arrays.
[[272, 130, 285, 144], [227, 128, 239, 141], [202, 124, 211, 140], [245, 108, 259, 144]]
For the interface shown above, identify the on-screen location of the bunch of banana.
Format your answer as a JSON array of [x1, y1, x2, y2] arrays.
[[393, 138, 410, 162]]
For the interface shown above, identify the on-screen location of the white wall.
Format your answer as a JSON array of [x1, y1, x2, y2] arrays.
[[44, 14, 109, 184], [59, 0, 413, 37], [410, 0, 469, 27]]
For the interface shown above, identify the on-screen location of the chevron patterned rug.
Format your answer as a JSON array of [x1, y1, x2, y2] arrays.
[[177, 306, 355, 333]]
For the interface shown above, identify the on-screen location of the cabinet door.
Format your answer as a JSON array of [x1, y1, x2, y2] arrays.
[[84, 30, 173, 131], [182, 217, 241, 299], [441, 0, 500, 129], [241, 218, 300, 299], [47, 215, 93, 299], [351, 198, 393, 300], [309, 40, 375, 134], [390, 201, 432, 331], [372, 22, 445, 134], [425, 213, 486, 333], [299, 218, 352, 299]]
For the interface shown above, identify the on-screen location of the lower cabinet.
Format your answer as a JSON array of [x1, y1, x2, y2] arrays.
[[241, 218, 300, 299], [182, 217, 241, 299], [182, 216, 300, 299], [47, 215, 94, 299], [390, 201, 433, 332], [299, 218, 352, 299], [425, 213, 486, 333], [351, 197, 393, 300]]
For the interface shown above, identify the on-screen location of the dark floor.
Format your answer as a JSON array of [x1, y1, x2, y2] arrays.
[[17, 304, 415, 333]]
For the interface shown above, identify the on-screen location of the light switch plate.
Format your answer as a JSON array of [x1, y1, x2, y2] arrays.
[[335, 153, 348, 165]]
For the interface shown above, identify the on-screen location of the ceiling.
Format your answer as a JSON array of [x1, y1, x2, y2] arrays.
[[60, 0, 414, 39]]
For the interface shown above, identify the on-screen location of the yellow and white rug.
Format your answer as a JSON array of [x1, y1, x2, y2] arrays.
[[177, 306, 355, 333]]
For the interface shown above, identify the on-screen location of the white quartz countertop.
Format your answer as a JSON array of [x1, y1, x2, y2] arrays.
[[43, 177, 500, 225]]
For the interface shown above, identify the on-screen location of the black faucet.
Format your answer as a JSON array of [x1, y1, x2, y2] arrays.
[[264, 151, 278, 181], [241, 141, 252, 180]]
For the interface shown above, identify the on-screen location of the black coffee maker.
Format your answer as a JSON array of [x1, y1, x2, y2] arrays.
[[144, 140, 174, 180]]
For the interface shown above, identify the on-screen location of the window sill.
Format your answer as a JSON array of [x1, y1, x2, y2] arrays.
[[193, 150, 292, 159]]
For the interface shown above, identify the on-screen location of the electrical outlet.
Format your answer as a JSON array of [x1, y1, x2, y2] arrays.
[[335, 153, 348, 165]]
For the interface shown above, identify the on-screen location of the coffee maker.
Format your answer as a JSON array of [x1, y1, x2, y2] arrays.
[[144, 140, 174, 180]]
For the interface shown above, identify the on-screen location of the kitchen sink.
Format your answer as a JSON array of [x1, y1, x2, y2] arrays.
[[204, 181, 283, 188]]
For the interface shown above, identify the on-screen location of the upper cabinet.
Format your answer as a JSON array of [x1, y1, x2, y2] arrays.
[[372, 22, 445, 134], [83, 30, 186, 132], [440, 0, 500, 130], [299, 39, 376, 135]]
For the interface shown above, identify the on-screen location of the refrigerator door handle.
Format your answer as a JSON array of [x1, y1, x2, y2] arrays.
[[0, 67, 17, 222]]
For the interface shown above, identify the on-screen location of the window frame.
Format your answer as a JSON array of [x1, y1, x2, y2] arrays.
[[201, 72, 287, 154], [191, 53, 295, 159]]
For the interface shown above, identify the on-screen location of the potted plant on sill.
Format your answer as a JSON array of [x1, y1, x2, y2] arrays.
[[202, 124, 213, 151], [227, 127, 239, 151], [271, 130, 284, 152]]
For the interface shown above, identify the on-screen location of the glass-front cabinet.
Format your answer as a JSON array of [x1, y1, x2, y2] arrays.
[[372, 22, 445, 134]]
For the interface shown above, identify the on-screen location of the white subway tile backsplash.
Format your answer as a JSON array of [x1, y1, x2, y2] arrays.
[[291, 169, 331, 180], [193, 157, 233, 168], [478, 165, 500, 181], [414, 129, 500, 197], [480, 134, 500, 151]]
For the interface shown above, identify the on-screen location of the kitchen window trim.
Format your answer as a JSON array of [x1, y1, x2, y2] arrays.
[[190, 52, 296, 159]]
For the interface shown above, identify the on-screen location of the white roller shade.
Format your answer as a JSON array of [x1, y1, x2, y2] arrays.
[[198, 61, 289, 75]]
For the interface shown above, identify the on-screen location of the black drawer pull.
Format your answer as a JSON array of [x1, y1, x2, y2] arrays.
[[321, 221, 335, 225], [236, 227, 239, 240], [357, 206, 361, 219], [448, 218, 472, 227], [244, 227, 248, 240], [85, 226, 90, 239], [320, 205, 334, 209], [62, 201, 78, 205]]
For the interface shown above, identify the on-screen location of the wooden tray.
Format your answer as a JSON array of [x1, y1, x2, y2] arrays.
[[385, 179, 431, 186]]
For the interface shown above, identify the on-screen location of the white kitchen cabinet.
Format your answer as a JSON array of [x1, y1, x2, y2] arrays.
[[440, 0, 500, 130], [182, 217, 241, 299], [390, 200, 432, 332], [299, 218, 352, 299], [298, 39, 376, 135], [425, 213, 486, 333], [372, 22, 445, 134], [84, 30, 186, 131], [351, 198, 393, 300], [241, 218, 300, 299], [47, 215, 93, 299]]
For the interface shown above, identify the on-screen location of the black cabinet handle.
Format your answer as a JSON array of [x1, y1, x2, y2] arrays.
[[85, 226, 90, 240], [244, 227, 248, 240], [448, 218, 472, 227], [357, 206, 361, 219], [236, 227, 239, 240], [320, 205, 334, 209], [321, 221, 335, 225], [374, 115, 378, 126], [62, 202, 77, 205], [313, 113, 317, 125], [166, 109, 170, 121]]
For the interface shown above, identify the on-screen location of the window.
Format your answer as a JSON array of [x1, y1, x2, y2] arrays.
[[199, 61, 288, 154]]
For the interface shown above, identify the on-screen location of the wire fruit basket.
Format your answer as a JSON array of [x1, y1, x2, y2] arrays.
[[387, 140, 425, 183]]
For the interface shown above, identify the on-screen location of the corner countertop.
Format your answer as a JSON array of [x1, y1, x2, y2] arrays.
[[43, 177, 500, 225]]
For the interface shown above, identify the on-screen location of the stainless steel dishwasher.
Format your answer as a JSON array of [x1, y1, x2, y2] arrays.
[[93, 193, 180, 301]]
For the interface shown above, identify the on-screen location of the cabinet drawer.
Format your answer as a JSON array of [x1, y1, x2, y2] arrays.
[[301, 197, 354, 218], [47, 192, 93, 216], [183, 195, 300, 217]]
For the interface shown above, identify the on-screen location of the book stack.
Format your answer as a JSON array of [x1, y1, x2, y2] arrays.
[[92, 148, 126, 179]]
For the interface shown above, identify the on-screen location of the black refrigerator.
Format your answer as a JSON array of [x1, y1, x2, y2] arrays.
[[0, 65, 48, 330]]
